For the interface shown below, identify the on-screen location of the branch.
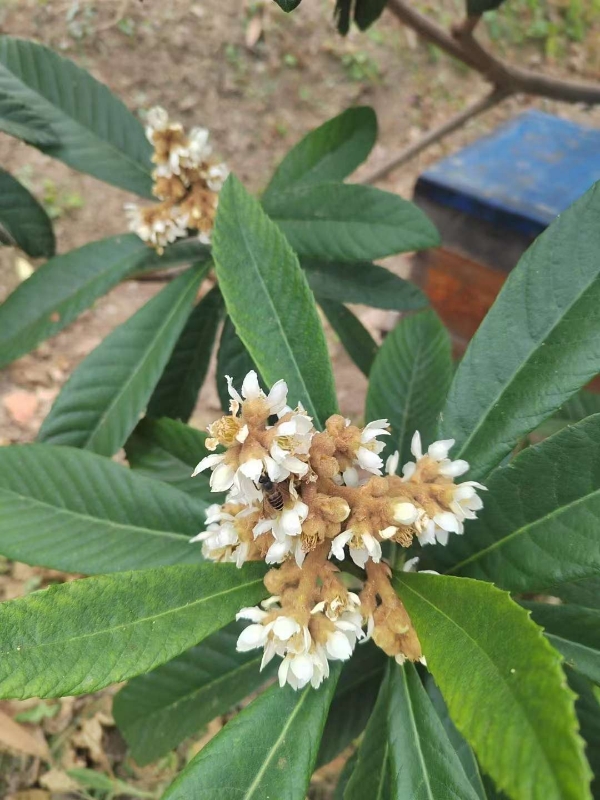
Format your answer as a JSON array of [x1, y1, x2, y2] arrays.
[[362, 87, 509, 184], [387, 0, 600, 105]]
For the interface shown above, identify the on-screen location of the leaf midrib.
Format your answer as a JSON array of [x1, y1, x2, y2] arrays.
[[233, 194, 322, 427], [242, 688, 312, 800], [452, 248, 600, 468], [398, 666, 435, 800], [0, 51, 152, 185], [0, 577, 265, 658], [448, 484, 600, 575], [396, 578, 563, 797]]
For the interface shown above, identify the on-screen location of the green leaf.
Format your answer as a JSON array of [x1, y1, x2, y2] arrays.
[[0, 169, 55, 257], [216, 316, 260, 413], [0, 444, 206, 574], [440, 182, 600, 481], [392, 572, 591, 800], [334, 0, 353, 34], [556, 390, 600, 423], [437, 416, 600, 594], [0, 98, 58, 145], [272, 0, 302, 9], [147, 284, 223, 422], [334, 752, 358, 799], [467, 0, 507, 13], [264, 182, 440, 262], [344, 666, 392, 800], [303, 258, 428, 311], [320, 299, 378, 377], [354, 0, 387, 29], [366, 310, 453, 467], [212, 174, 338, 427], [163, 667, 341, 800], [387, 662, 481, 800], [423, 674, 487, 799], [316, 641, 386, 768], [0, 234, 208, 369], [524, 602, 600, 686], [0, 562, 267, 699], [554, 577, 600, 610], [569, 671, 600, 797], [39, 265, 208, 456], [0, 37, 153, 196], [125, 417, 215, 505], [263, 107, 377, 200], [113, 622, 276, 765]]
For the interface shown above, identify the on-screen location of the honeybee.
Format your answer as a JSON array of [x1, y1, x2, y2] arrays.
[[258, 472, 285, 511]]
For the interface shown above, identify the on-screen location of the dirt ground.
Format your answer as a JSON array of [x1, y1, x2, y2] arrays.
[[1, 0, 600, 796]]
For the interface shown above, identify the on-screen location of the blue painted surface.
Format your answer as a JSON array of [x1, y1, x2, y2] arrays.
[[416, 110, 600, 236]]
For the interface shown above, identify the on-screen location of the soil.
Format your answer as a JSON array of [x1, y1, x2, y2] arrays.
[[0, 0, 599, 796]]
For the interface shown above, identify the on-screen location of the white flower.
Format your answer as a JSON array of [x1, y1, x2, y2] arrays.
[[226, 371, 288, 416], [386, 450, 400, 475], [205, 162, 229, 192], [190, 503, 254, 567], [270, 409, 314, 479], [330, 528, 382, 569], [402, 556, 439, 575], [355, 419, 390, 475], [124, 203, 189, 250]]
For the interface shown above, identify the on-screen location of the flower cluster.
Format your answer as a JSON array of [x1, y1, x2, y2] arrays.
[[192, 371, 485, 689], [125, 107, 228, 253]]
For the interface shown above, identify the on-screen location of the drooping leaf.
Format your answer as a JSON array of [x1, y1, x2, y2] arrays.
[[264, 182, 440, 262], [334, 0, 353, 34], [354, 0, 387, 29], [113, 622, 276, 765], [163, 667, 341, 800], [216, 316, 260, 413], [436, 416, 600, 594], [316, 641, 386, 768], [212, 174, 338, 427], [568, 671, 600, 797], [0, 169, 55, 257], [344, 664, 392, 800], [0, 98, 58, 145], [392, 572, 591, 800], [0, 235, 208, 369], [333, 752, 359, 799], [0, 444, 206, 574], [423, 674, 487, 799], [320, 299, 378, 377], [263, 107, 377, 200], [467, 0, 507, 14], [440, 182, 600, 481], [303, 258, 427, 311], [39, 265, 208, 456], [125, 417, 215, 505], [387, 662, 481, 800], [366, 310, 453, 467], [0, 562, 267, 699], [147, 284, 223, 422], [272, 0, 302, 10], [0, 37, 153, 196], [524, 602, 600, 686]]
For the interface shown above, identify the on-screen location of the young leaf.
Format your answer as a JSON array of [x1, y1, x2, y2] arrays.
[[212, 174, 338, 427], [163, 668, 341, 800], [320, 299, 378, 377], [441, 182, 600, 481], [316, 641, 386, 768], [387, 662, 481, 800], [39, 265, 208, 456], [436, 415, 600, 594], [264, 182, 440, 262], [125, 417, 215, 504], [263, 107, 376, 200], [302, 258, 428, 311], [0, 444, 206, 574], [0, 235, 208, 369], [0, 169, 55, 257], [113, 622, 276, 765], [366, 310, 453, 467], [0, 562, 267, 699], [354, 0, 387, 29], [147, 284, 224, 422], [392, 572, 591, 800], [344, 664, 393, 800], [0, 37, 153, 196], [524, 602, 600, 686], [216, 316, 260, 413]]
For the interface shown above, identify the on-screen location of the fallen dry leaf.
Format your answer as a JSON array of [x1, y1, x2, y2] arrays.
[[0, 710, 50, 761], [39, 768, 79, 793], [2, 391, 39, 427], [8, 791, 50, 800]]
